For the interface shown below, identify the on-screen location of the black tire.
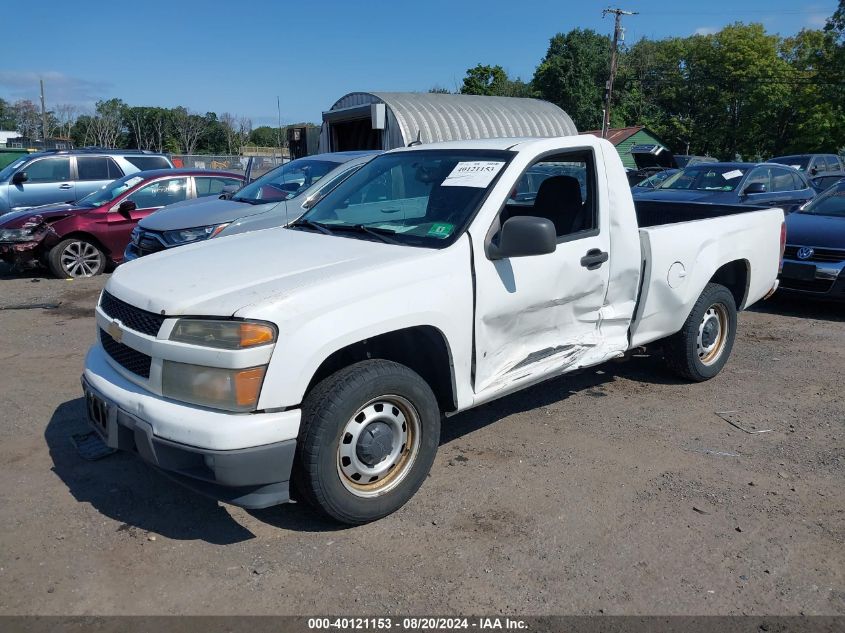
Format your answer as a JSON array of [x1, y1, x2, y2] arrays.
[[663, 282, 737, 382], [48, 238, 106, 278], [293, 359, 441, 524]]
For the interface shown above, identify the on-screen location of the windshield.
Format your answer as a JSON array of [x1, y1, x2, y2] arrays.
[[769, 155, 810, 171], [293, 149, 513, 247], [0, 158, 29, 182], [658, 165, 747, 192], [636, 169, 677, 188], [800, 183, 845, 217], [233, 158, 337, 203], [77, 174, 146, 207]]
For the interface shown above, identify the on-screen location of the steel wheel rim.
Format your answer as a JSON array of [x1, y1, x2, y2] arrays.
[[336, 395, 421, 498], [697, 303, 729, 365], [60, 241, 102, 278]]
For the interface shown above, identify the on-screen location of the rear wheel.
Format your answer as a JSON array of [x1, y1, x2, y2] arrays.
[[293, 360, 440, 524], [663, 282, 737, 381], [48, 238, 106, 278]]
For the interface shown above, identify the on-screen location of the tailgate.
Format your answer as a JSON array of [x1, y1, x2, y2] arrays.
[[629, 208, 783, 348]]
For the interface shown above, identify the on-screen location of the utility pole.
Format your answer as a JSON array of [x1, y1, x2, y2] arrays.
[[601, 7, 637, 138], [40, 78, 48, 142]]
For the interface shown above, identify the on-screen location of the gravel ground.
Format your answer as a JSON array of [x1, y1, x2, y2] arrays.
[[0, 267, 842, 616]]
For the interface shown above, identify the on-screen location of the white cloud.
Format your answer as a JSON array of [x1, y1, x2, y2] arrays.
[[693, 27, 718, 36], [0, 71, 111, 109]]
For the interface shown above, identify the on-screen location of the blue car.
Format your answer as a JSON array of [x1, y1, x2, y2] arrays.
[[633, 162, 815, 213]]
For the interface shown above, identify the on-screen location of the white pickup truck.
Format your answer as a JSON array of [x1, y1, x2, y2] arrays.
[[82, 135, 784, 524]]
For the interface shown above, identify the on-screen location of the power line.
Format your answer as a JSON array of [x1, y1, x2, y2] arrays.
[[601, 7, 638, 138]]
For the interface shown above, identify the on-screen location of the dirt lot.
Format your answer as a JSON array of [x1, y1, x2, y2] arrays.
[[0, 267, 842, 616]]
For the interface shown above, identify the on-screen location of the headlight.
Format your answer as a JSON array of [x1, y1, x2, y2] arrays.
[[169, 319, 276, 349], [161, 223, 229, 245], [0, 228, 34, 242], [161, 362, 266, 412]]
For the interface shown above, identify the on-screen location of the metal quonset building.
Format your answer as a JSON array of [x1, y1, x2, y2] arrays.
[[319, 92, 577, 152]]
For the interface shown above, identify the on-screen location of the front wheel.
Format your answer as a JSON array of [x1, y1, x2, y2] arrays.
[[293, 360, 441, 524], [663, 282, 737, 381], [48, 238, 106, 278]]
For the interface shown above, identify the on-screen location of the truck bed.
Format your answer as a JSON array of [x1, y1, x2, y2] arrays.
[[629, 204, 784, 348], [634, 199, 767, 228]]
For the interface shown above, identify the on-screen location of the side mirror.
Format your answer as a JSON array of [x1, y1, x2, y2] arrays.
[[302, 193, 322, 210], [11, 171, 28, 185], [488, 216, 557, 260], [116, 199, 137, 217], [809, 166, 818, 175], [219, 184, 240, 199], [742, 182, 767, 196]]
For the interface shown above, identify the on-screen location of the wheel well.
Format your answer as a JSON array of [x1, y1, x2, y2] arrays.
[[306, 326, 457, 413], [710, 260, 749, 308], [53, 231, 111, 257]]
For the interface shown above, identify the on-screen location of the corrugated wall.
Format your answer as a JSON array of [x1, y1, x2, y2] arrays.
[[320, 92, 578, 152]]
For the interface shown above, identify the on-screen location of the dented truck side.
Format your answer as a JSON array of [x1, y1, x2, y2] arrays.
[[82, 135, 784, 524]]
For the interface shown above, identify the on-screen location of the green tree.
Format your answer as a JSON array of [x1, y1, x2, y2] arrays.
[[460, 64, 534, 98], [532, 29, 611, 131]]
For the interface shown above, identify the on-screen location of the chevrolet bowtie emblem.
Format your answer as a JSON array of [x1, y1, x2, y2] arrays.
[[107, 320, 124, 343]]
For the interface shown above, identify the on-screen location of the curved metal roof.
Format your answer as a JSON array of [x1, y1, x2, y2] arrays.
[[326, 92, 578, 147]]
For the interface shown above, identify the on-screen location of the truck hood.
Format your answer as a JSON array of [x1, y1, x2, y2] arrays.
[[0, 203, 88, 228], [107, 227, 430, 316], [139, 197, 279, 231], [785, 211, 845, 249]]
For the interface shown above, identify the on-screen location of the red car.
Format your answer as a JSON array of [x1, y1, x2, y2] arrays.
[[0, 169, 244, 278]]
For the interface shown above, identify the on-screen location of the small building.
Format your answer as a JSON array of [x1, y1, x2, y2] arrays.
[[580, 126, 669, 169], [319, 92, 577, 153], [3, 135, 73, 150]]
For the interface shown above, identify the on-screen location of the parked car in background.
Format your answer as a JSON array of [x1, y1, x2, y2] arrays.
[[0, 169, 243, 278], [808, 171, 845, 194], [769, 154, 844, 176], [633, 162, 815, 213], [674, 154, 718, 168], [0, 149, 174, 215], [124, 151, 379, 260], [625, 143, 678, 186], [779, 179, 845, 300], [631, 168, 679, 193]]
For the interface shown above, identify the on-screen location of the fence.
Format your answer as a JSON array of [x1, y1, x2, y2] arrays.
[[168, 154, 286, 179]]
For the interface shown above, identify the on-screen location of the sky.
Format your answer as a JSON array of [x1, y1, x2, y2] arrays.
[[3, 0, 838, 128]]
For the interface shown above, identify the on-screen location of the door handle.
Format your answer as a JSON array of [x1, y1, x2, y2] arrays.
[[580, 248, 609, 270], [59, 183, 72, 189]]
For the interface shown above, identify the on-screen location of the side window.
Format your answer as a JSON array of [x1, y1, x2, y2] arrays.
[[195, 177, 241, 197], [77, 157, 122, 181], [23, 157, 71, 183], [826, 156, 841, 171], [771, 168, 797, 192], [791, 172, 807, 190], [744, 167, 771, 192], [126, 178, 189, 208], [504, 150, 596, 238], [124, 156, 172, 171], [812, 157, 826, 173]]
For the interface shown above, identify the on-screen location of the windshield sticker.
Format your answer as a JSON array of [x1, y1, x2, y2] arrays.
[[441, 161, 505, 188], [722, 169, 744, 180], [790, 164, 802, 170], [427, 222, 454, 238], [125, 176, 143, 188]]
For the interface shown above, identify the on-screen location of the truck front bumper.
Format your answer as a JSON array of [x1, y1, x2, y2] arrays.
[[82, 345, 301, 509]]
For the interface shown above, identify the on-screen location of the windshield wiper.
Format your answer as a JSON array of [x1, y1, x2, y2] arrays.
[[289, 218, 334, 235], [329, 224, 402, 245], [231, 196, 263, 205]]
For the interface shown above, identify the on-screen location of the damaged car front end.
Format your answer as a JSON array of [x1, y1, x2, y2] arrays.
[[0, 213, 64, 270]]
